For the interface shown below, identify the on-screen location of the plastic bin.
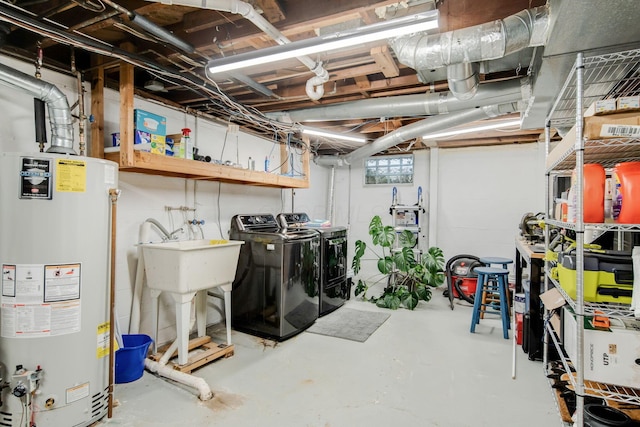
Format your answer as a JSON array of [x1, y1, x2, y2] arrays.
[[115, 334, 153, 384]]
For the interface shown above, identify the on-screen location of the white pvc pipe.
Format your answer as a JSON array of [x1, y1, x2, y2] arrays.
[[129, 222, 155, 334], [144, 358, 213, 401], [158, 340, 179, 366]]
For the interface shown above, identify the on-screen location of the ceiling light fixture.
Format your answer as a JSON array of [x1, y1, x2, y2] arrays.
[[302, 127, 367, 144], [207, 10, 439, 74], [422, 119, 522, 140]]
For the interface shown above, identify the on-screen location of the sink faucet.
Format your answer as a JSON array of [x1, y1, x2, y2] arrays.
[[144, 218, 182, 242], [167, 227, 184, 240]]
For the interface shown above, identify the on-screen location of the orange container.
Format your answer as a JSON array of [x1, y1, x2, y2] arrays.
[[569, 164, 605, 223], [583, 164, 606, 223], [613, 162, 640, 223]]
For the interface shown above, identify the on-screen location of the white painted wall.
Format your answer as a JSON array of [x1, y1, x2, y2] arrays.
[[0, 54, 546, 344], [434, 143, 546, 275]]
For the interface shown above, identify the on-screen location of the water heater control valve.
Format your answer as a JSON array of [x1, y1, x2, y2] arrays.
[[12, 365, 43, 397], [11, 383, 26, 398]]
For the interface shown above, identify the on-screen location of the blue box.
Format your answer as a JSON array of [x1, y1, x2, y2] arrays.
[[134, 109, 166, 136], [109, 131, 149, 150]]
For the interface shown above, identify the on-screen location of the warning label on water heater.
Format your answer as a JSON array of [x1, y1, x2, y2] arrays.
[[0, 263, 81, 338], [20, 157, 52, 199], [56, 159, 86, 193]]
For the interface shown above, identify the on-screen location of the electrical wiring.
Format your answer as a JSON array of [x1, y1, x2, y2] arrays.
[[72, 0, 106, 12], [0, 1, 300, 143], [218, 117, 231, 163]]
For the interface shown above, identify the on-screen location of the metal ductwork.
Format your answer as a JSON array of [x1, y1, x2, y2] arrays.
[[390, 5, 549, 100], [314, 102, 522, 167], [0, 63, 75, 154], [278, 77, 529, 123], [447, 62, 480, 101], [147, 0, 330, 100]]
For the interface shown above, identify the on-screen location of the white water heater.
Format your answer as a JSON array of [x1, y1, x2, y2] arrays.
[[0, 152, 118, 427]]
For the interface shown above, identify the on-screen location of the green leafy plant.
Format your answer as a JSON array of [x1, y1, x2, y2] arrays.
[[351, 215, 445, 310]]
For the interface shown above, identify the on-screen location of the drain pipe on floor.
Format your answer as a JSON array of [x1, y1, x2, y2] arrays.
[[143, 292, 213, 400], [144, 356, 213, 400]]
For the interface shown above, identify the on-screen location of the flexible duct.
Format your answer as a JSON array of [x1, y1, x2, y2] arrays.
[[147, 0, 330, 100], [0, 63, 75, 154], [390, 6, 549, 100], [279, 77, 528, 123], [314, 102, 521, 167]]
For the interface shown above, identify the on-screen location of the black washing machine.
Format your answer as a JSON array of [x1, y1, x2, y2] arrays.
[[277, 213, 349, 317], [229, 214, 320, 340]]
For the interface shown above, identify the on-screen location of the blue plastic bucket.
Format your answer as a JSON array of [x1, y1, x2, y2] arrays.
[[115, 334, 153, 384]]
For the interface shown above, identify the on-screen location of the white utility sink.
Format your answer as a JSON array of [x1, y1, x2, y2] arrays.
[[140, 239, 243, 366], [141, 239, 243, 293]]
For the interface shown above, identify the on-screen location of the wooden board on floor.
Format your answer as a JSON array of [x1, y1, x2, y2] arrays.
[[551, 387, 573, 423], [149, 336, 234, 373], [607, 399, 640, 422]]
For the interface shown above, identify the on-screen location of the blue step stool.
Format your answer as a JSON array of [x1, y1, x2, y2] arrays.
[[470, 266, 510, 339], [478, 257, 513, 319]]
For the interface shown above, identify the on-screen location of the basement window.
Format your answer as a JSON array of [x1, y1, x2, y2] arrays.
[[364, 154, 414, 185]]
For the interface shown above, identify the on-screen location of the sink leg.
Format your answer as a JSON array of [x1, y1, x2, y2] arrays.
[[196, 289, 207, 338], [171, 292, 196, 366], [220, 283, 232, 345], [150, 289, 162, 354]]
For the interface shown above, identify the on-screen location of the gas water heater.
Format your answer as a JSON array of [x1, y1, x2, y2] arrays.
[[0, 152, 118, 427]]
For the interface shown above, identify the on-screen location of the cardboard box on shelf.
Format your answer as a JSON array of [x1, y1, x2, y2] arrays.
[[563, 306, 640, 389], [107, 132, 148, 151], [134, 109, 166, 135], [540, 288, 564, 336], [584, 111, 640, 139], [618, 96, 640, 111], [541, 288, 640, 388], [593, 99, 617, 115], [150, 134, 165, 155]]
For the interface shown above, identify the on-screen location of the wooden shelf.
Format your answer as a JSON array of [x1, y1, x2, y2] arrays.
[[93, 57, 309, 189], [105, 150, 309, 188]]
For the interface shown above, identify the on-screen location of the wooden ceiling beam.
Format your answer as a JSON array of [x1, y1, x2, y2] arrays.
[[255, 0, 286, 23], [370, 45, 400, 78], [187, 0, 401, 51]]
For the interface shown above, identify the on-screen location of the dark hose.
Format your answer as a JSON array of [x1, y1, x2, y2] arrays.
[[34, 98, 47, 145]]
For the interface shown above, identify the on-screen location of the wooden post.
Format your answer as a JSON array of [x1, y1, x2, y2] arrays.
[[280, 140, 289, 175], [119, 42, 135, 167], [90, 56, 105, 159], [107, 188, 120, 418], [302, 136, 310, 180]]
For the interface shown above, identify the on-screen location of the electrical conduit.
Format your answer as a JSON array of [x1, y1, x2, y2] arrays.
[[314, 102, 521, 167], [278, 77, 529, 123]]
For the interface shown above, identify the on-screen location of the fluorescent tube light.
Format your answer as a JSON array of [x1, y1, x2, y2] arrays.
[[422, 119, 522, 140], [207, 11, 438, 74], [302, 127, 367, 144]]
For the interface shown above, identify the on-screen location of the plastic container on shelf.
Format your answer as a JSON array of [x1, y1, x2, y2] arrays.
[[181, 128, 193, 160], [613, 162, 640, 223], [567, 164, 606, 223]]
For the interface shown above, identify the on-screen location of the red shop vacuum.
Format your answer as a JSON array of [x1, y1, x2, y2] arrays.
[[444, 254, 484, 310]]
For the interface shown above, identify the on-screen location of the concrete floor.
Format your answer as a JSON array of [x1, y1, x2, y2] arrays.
[[101, 289, 561, 427]]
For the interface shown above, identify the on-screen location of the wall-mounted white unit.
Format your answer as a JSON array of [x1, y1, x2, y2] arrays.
[[0, 153, 118, 427]]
